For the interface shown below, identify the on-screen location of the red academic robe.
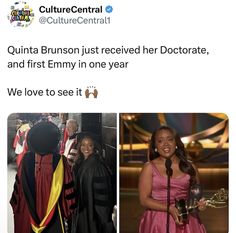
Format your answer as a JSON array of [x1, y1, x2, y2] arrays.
[[13, 124, 30, 166], [59, 129, 69, 155], [10, 152, 76, 233]]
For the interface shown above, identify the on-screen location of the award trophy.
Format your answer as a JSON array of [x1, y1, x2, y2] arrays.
[[175, 185, 228, 223]]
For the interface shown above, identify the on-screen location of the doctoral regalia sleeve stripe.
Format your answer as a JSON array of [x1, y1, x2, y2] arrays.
[[69, 203, 77, 210], [94, 193, 108, 201], [93, 181, 108, 189], [93, 176, 108, 183], [94, 199, 111, 206], [94, 188, 108, 195], [64, 180, 74, 189], [65, 192, 76, 200]]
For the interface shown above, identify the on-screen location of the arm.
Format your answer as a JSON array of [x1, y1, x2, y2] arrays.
[[93, 167, 114, 233], [139, 162, 167, 211], [191, 163, 206, 211], [60, 157, 77, 218]]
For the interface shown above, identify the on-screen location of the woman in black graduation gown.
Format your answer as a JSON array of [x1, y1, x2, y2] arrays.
[[71, 133, 115, 233]]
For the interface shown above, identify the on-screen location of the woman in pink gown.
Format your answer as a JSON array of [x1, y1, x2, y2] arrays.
[[139, 125, 207, 233]]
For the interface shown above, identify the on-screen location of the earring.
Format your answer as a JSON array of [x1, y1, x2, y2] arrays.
[[154, 148, 158, 152]]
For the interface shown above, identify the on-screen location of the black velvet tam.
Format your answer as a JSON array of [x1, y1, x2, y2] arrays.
[[27, 121, 60, 155]]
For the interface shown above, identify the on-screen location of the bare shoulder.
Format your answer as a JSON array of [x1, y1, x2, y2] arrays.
[[140, 162, 152, 174], [139, 162, 153, 187]]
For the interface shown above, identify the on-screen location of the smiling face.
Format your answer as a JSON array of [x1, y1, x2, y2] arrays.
[[80, 137, 95, 159], [155, 129, 177, 159]]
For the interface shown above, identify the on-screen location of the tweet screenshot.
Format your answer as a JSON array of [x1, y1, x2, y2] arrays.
[[1, 0, 235, 232]]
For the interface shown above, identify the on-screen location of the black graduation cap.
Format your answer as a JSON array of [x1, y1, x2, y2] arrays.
[[77, 132, 100, 143], [27, 121, 60, 155]]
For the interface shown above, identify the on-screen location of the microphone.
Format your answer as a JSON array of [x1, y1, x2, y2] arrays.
[[165, 158, 173, 233], [165, 158, 173, 176]]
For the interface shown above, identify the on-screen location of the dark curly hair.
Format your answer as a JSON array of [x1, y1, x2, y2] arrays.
[[149, 125, 196, 184], [77, 132, 102, 157]]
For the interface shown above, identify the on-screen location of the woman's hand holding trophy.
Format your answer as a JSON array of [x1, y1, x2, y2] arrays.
[[197, 198, 207, 211], [174, 185, 228, 224]]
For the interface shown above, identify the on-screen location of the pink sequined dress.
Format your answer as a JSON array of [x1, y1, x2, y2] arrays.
[[139, 162, 207, 233]]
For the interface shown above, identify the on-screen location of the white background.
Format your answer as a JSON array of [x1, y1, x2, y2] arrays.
[[1, 0, 235, 232]]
